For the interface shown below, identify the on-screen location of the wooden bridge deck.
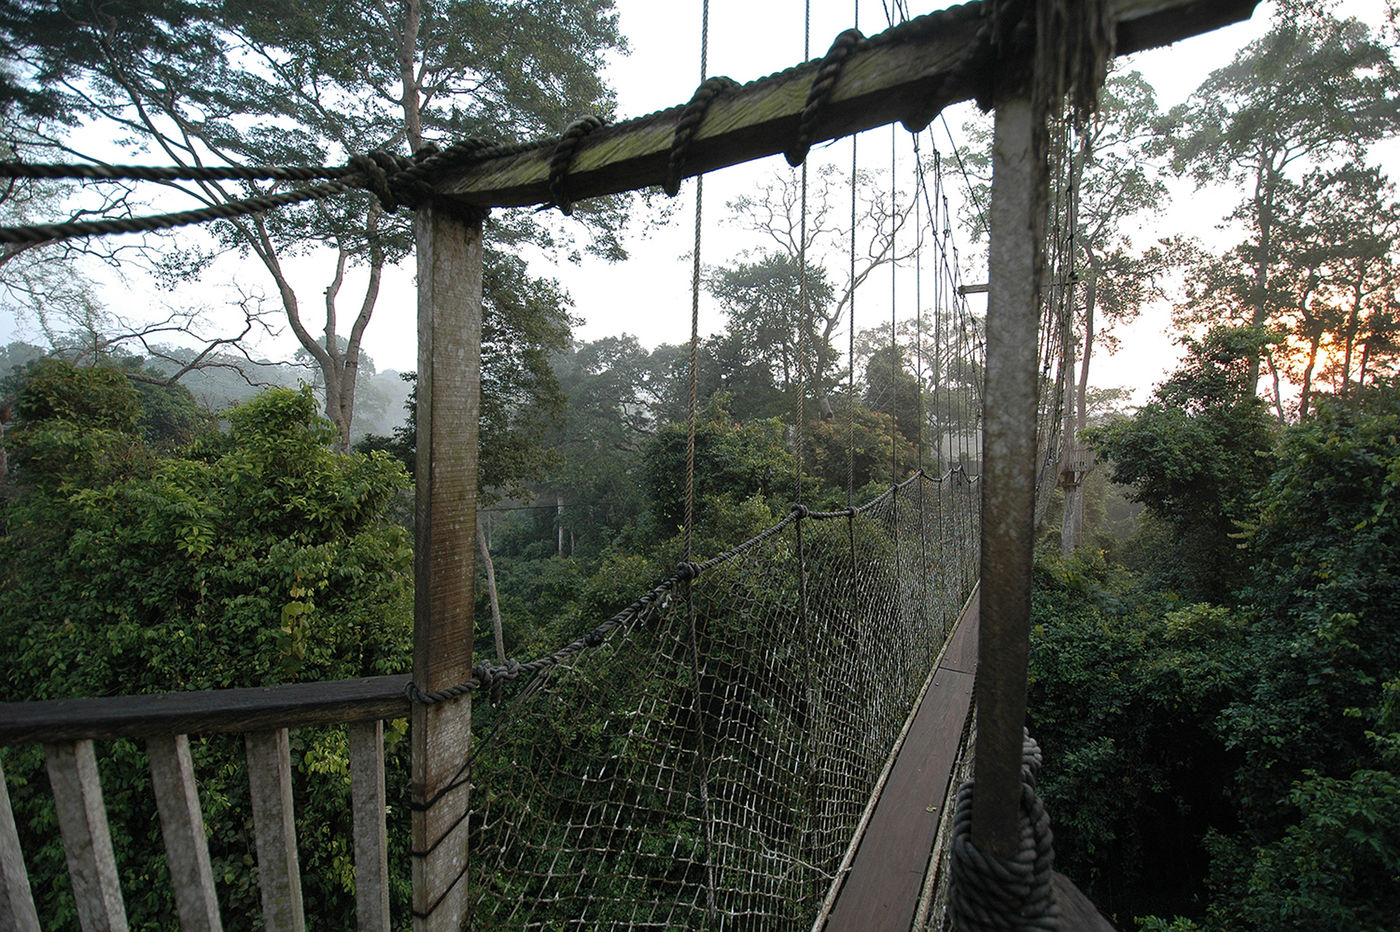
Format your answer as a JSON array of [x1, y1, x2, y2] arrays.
[[821, 591, 979, 931]]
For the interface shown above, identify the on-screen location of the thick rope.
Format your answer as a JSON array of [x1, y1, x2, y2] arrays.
[[665, 76, 738, 197], [0, 181, 352, 245], [948, 731, 1059, 931], [0, 161, 355, 183], [547, 115, 608, 215], [786, 27, 867, 167], [0, 139, 510, 244]]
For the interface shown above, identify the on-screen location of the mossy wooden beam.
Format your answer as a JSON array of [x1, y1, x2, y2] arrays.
[[435, 0, 1257, 210]]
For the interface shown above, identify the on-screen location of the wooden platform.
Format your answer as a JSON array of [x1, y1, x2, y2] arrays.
[[820, 592, 979, 931]]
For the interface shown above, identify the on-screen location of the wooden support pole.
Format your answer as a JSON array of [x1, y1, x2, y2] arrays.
[[245, 729, 305, 932], [44, 740, 128, 932], [147, 734, 223, 932], [973, 94, 1043, 860], [410, 204, 481, 932], [0, 759, 40, 932], [349, 720, 390, 932]]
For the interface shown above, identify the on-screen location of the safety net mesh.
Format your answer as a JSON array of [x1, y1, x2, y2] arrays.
[[465, 470, 979, 929]]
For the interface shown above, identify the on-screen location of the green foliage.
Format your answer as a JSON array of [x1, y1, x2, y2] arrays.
[[14, 357, 140, 433], [1088, 327, 1276, 601], [644, 400, 800, 535], [1218, 381, 1400, 827], [0, 381, 412, 927], [1028, 551, 1248, 919], [1049, 382, 1400, 928]]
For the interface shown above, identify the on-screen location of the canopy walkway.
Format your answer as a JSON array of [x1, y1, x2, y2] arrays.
[[0, 0, 1257, 928]]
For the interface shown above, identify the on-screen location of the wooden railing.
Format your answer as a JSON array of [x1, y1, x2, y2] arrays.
[[0, 676, 411, 932]]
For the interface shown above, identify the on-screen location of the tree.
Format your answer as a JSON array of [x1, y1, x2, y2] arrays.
[[0, 372, 414, 925], [1267, 166, 1400, 416], [704, 252, 837, 420], [1087, 326, 1276, 602], [1169, 5, 1400, 394], [727, 161, 918, 367], [3, 0, 630, 448], [958, 70, 1171, 551]]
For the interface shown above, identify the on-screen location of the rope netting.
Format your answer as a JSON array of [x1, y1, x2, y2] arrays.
[[463, 470, 978, 929]]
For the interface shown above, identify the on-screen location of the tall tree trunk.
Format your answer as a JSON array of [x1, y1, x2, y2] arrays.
[[1298, 335, 1320, 419], [1247, 156, 1277, 394], [556, 494, 565, 557], [477, 523, 505, 664]]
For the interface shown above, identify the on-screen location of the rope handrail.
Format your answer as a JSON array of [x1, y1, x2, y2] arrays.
[[404, 469, 976, 705]]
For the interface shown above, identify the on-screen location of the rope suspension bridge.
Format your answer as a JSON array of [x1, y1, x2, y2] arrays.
[[0, 1, 1259, 929]]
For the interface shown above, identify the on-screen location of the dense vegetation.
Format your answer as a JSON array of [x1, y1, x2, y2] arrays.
[[1030, 336, 1400, 929], [1, 1, 1397, 928], [0, 360, 415, 925]]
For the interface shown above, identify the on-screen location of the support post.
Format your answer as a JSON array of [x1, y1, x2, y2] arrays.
[[973, 93, 1044, 859], [410, 203, 482, 931]]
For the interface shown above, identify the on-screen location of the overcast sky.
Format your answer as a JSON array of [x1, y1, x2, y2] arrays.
[[525, 0, 1290, 399], [5, 0, 1387, 403]]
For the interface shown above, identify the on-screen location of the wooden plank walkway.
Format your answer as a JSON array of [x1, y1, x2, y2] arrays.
[[821, 592, 979, 931]]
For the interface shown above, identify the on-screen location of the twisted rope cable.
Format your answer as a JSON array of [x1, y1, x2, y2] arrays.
[[0, 161, 354, 183], [0, 180, 352, 245], [547, 115, 608, 215], [786, 27, 867, 167], [948, 731, 1059, 931], [0, 136, 529, 244], [402, 468, 955, 706], [664, 76, 738, 197]]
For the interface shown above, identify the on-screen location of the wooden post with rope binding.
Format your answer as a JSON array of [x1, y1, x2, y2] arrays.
[[410, 202, 483, 931]]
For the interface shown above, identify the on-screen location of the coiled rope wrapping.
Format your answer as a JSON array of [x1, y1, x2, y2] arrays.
[[948, 731, 1059, 931], [546, 115, 608, 215], [664, 75, 738, 196]]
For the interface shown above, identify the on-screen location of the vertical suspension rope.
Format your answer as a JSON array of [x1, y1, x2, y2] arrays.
[[794, 0, 817, 902], [684, 2, 717, 921], [889, 123, 900, 488]]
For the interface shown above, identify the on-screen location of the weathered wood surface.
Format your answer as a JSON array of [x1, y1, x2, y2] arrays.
[[245, 729, 306, 932], [44, 740, 128, 932], [350, 720, 391, 932], [822, 593, 979, 931], [1055, 872, 1119, 931], [975, 92, 1042, 861], [0, 758, 40, 932], [410, 205, 480, 931], [147, 734, 223, 932], [0, 675, 410, 745], [432, 0, 1257, 210]]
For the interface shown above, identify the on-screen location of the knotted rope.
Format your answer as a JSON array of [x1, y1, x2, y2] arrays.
[[786, 27, 867, 167], [0, 138, 518, 244], [948, 731, 1059, 931], [547, 115, 608, 215], [664, 75, 738, 196]]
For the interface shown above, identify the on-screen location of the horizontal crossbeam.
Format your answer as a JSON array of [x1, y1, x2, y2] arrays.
[[0, 675, 410, 743], [436, 0, 1257, 209]]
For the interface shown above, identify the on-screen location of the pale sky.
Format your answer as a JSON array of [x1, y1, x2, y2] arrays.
[[4, 0, 1388, 404]]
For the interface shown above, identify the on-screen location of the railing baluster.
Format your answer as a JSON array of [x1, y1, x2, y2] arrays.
[[349, 720, 390, 931], [147, 734, 223, 931], [0, 757, 40, 932], [245, 729, 305, 932], [44, 740, 129, 932]]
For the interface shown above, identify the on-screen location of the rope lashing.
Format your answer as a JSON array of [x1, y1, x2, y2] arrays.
[[0, 161, 356, 183], [664, 76, 738, 196], [547, 115, 608, 215], [785, 27, 867, 167], [0, 181, 353, 245], [948, 731, 1059, 931], [0, 140, 496, 244]]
